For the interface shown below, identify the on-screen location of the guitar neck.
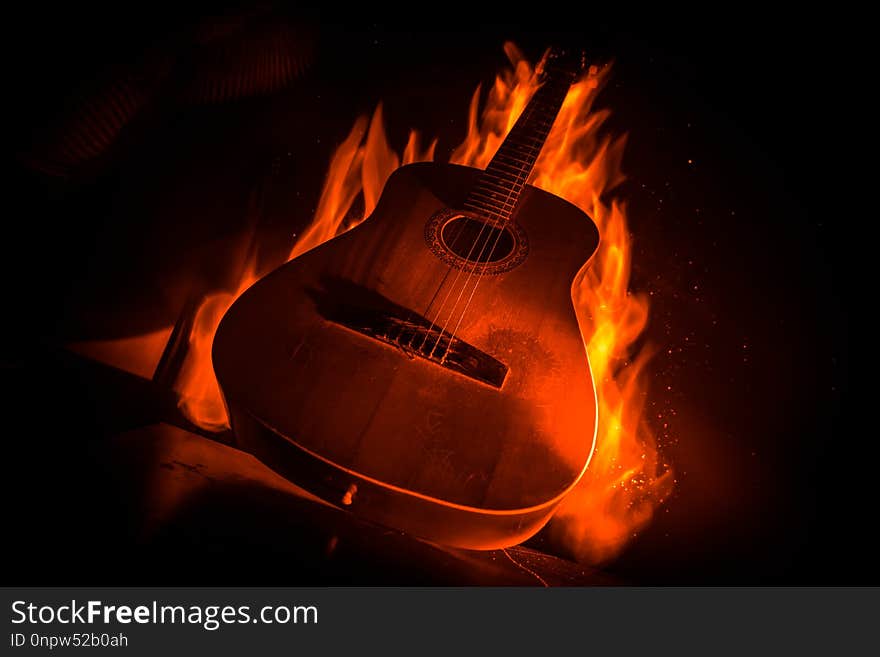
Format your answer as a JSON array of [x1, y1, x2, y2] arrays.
[[463, 70, 573, 222]]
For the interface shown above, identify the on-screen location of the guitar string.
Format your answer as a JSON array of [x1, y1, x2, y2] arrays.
[[430, 141, 532, 360], [387, 215, 470, 348], [411, 99, 540, 355], [416, 65, 566, 355], [424, 95, 543, 358], [396, 121, 546, 352], [414, 197, 501, 353], [428, 78, 565, 359], [387, 86, 533, 349], [438, 78, 570, 361], [398, 113, 552, 349], [399, 81, 538, 344], [409, 59, 572, 360]]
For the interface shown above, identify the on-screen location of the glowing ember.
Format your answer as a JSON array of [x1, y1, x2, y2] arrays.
[[176, 42, 672, 563]]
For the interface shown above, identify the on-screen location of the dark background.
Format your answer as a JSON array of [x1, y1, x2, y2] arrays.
[[3, 3, 868, 583]]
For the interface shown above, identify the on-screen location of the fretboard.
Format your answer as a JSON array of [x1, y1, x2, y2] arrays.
[[462, 73, 572, 223]]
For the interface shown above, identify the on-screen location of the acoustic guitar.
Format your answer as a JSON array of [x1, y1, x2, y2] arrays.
[[213, 50, 600, 549]]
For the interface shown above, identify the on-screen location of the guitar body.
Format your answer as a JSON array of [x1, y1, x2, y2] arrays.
[[213, 162, 600, 549]]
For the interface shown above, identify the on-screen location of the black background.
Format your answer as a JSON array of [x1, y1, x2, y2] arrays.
[[3, 3, 869, 583]]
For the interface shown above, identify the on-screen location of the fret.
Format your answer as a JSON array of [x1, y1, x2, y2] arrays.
[[484, 175, 528, 192], [477, 181, 522, 199], [488, 161, 531, 177], [468, 183, 522, 204], [474, 175, 522, 193], [479, 175, 519, 192], [500, 149, 539, 164], [480, 167, 518, 181], [463, 200, 508, 216], [463, 198, 506, 213], [494, 145, 537, 161], [484, 162, 531, 185], [499, 139, 540, 156], [495, 147, 539, 165], [484, 163, 526, 177], [471, 188, 520, 208], [485, 162, 530, 180], [506, 124, 550, 140], [490, 152, 530, 166], [491, 153, 535, 170], [490, 155, 537, 175], [485, 167, 529, 184], [529, 127, 553, 140], [465, 204, 513, 222], [480, 165, 532, 190], [471, 182, 520, 201], [470, 190, 517, 210], [468, 197, 521, 216], [512, 131, 551, 147], [472, 183, 520, 199], [463, 201, 509, 222], [491, 156, 533, 172], [519, 112, 556, 127]]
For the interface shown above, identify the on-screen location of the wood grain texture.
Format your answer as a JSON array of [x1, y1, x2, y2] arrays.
[[213, 162, 599, 546]]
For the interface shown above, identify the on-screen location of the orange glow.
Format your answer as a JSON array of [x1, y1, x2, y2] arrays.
[[174, 264, 259, 431], [289, 104, 436, 261], [176, 42, 672, 562], [68, 326, 174, 379]]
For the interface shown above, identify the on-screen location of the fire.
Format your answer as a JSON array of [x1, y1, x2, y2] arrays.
[[176, 42, 672, 563], [173, 264, 258, 432], [288, 104, 436, 261]]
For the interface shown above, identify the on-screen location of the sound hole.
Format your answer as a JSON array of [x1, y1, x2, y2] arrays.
[[440, 216, 515, 264]]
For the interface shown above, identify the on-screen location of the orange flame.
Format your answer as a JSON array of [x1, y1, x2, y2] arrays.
[[288, 104, 436, 261], [176, 42, 672, 563], [173, 264, 259, 432]]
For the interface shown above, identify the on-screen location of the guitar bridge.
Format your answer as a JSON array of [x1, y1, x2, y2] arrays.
[[307, 277, 508, 389], [331, 307, 508, 389]]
